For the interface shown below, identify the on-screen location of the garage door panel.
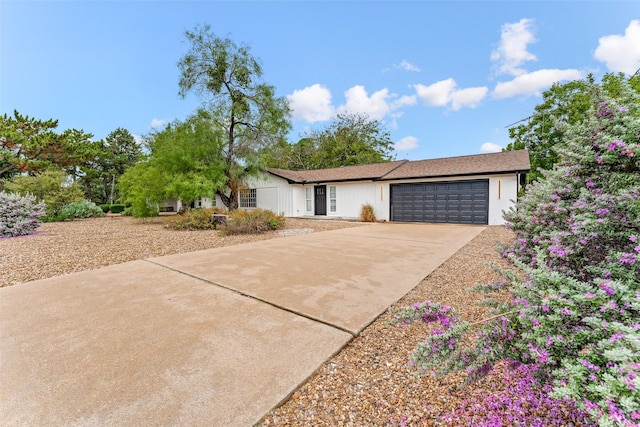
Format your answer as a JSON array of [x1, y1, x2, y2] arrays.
[[391, 180, 488, 225]]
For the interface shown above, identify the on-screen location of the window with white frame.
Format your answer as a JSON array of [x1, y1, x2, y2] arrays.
[[239, 188, 257, 208], [305, 187, 313, 213], [329, 186, 337, 213]]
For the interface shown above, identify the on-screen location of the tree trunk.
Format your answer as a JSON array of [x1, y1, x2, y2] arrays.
[[216, 189, 238, 211]]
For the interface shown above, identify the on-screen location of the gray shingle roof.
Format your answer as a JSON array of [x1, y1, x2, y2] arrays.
[[267, 150, 530, 184], [380, 149, 531, 180], [267, 161, 408, 183]]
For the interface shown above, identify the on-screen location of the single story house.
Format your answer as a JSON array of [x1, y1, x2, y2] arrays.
[[163, 149, 530, 226]]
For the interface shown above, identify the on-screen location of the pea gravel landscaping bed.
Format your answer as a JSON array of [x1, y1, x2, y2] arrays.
[[2, 217, 582, 425], [0, 215, 363, 288]]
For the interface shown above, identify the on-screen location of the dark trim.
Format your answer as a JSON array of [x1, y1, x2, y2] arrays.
[[266, 171, 299, 184], [376, 169, 530, 182], [267, 167, 531, 185], [301, 177, 380, 184]]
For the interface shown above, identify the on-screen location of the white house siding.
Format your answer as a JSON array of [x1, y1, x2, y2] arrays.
[[291, 186, 307, 217], [244, 174, 294, 216], [159, 198, 181, 212], [294, 182, 380, 219], [488, 174, 518, 225], [255, 172, 519, 225]]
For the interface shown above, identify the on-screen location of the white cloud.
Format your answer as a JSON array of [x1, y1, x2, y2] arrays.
[[336, 85, 393, 120], [288, 84, 416, 126], [395, 136, 418, 151], [287, 84, 335, 123], [414, 78, 457, 107], [480, 142, 503, 153], [150, 118, 166, 129], [492, 68, 583, 99], [132, 134, 144, 145], [395, 60, 421, 72], [392, 94, 417, 109], [414, 78, 488, 110], [491, 18, 537, 76], [594, 20, 640, 75], [451, 86, 489, 111]]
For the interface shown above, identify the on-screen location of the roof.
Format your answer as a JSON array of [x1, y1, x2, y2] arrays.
[[267, 150, 530, 184], [267, 160, 408, 183]]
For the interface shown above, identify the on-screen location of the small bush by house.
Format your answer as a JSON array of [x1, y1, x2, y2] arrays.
[[359, 203, 376, 222], [221, 209, 284, 235], [164, 207, 225, 230]]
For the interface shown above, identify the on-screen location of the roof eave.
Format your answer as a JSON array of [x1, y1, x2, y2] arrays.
[[293, 177, 382, 185], [377, 169, 531, 182], [266, 170, 301, 184]]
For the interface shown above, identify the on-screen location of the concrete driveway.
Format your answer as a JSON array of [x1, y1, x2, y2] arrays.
[[1, 223, 484, 426]]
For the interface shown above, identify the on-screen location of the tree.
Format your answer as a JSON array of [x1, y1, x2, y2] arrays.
[[0, 110, 94, 178], [119, 110, 227, 217], [5, 169, 86, 219], [178, 24, 291, 210], [80, 128, 141, 204], [266, 113, 395, 170], [505, 72, 640, 181], [263, 137, 319, 170]]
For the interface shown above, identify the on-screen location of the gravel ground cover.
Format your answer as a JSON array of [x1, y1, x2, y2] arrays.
[[0, 215, 363, 288], [3, 217, 571, 426]]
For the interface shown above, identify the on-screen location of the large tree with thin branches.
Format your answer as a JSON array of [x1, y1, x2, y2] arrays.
[[177, 24, 291, 210]]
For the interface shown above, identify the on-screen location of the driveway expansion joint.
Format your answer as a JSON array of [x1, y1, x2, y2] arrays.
[[143, 259, 357, 337]]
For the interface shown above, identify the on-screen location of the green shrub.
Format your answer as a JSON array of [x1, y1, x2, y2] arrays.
[[58, 201, 105, 220], [164, 207, 224, 230], [395, 77, 640, 427], [221, 209, 284, 235], [98, 204, 111, 213], [359, 203, 376, 222], [0, 191, 46, 237], [5, 169, 84, 219], [108, 204, 126, 214]]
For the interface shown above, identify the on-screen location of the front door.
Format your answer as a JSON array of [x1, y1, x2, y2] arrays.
[[314, 185, 327, 215]]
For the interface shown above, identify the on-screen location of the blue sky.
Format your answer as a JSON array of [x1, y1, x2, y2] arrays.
[[1, 1, 639, 161]]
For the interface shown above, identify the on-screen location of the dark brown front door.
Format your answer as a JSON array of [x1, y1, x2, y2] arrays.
[[314, 185, 326, 215]]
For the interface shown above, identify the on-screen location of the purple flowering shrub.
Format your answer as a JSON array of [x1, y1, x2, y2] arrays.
[[502, 80, 640, 425], [393, 80, 639, 426], [441, 362, 593, 426], [0, 191, 46, 237]]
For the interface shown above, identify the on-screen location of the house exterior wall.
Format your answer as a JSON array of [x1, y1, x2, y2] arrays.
[[488, 174, 518, 225], [296, 182, 379, 219], [244, 174, 294, 216], [252, 172, 520, 225]]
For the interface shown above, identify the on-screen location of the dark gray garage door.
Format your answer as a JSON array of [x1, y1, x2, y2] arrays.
[[390, 180, 489, 224]]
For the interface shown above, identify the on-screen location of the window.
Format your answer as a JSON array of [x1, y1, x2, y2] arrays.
[[329, 186, 337, 213], [239, 188, 256, 208], [305, 187, 313, 213]]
